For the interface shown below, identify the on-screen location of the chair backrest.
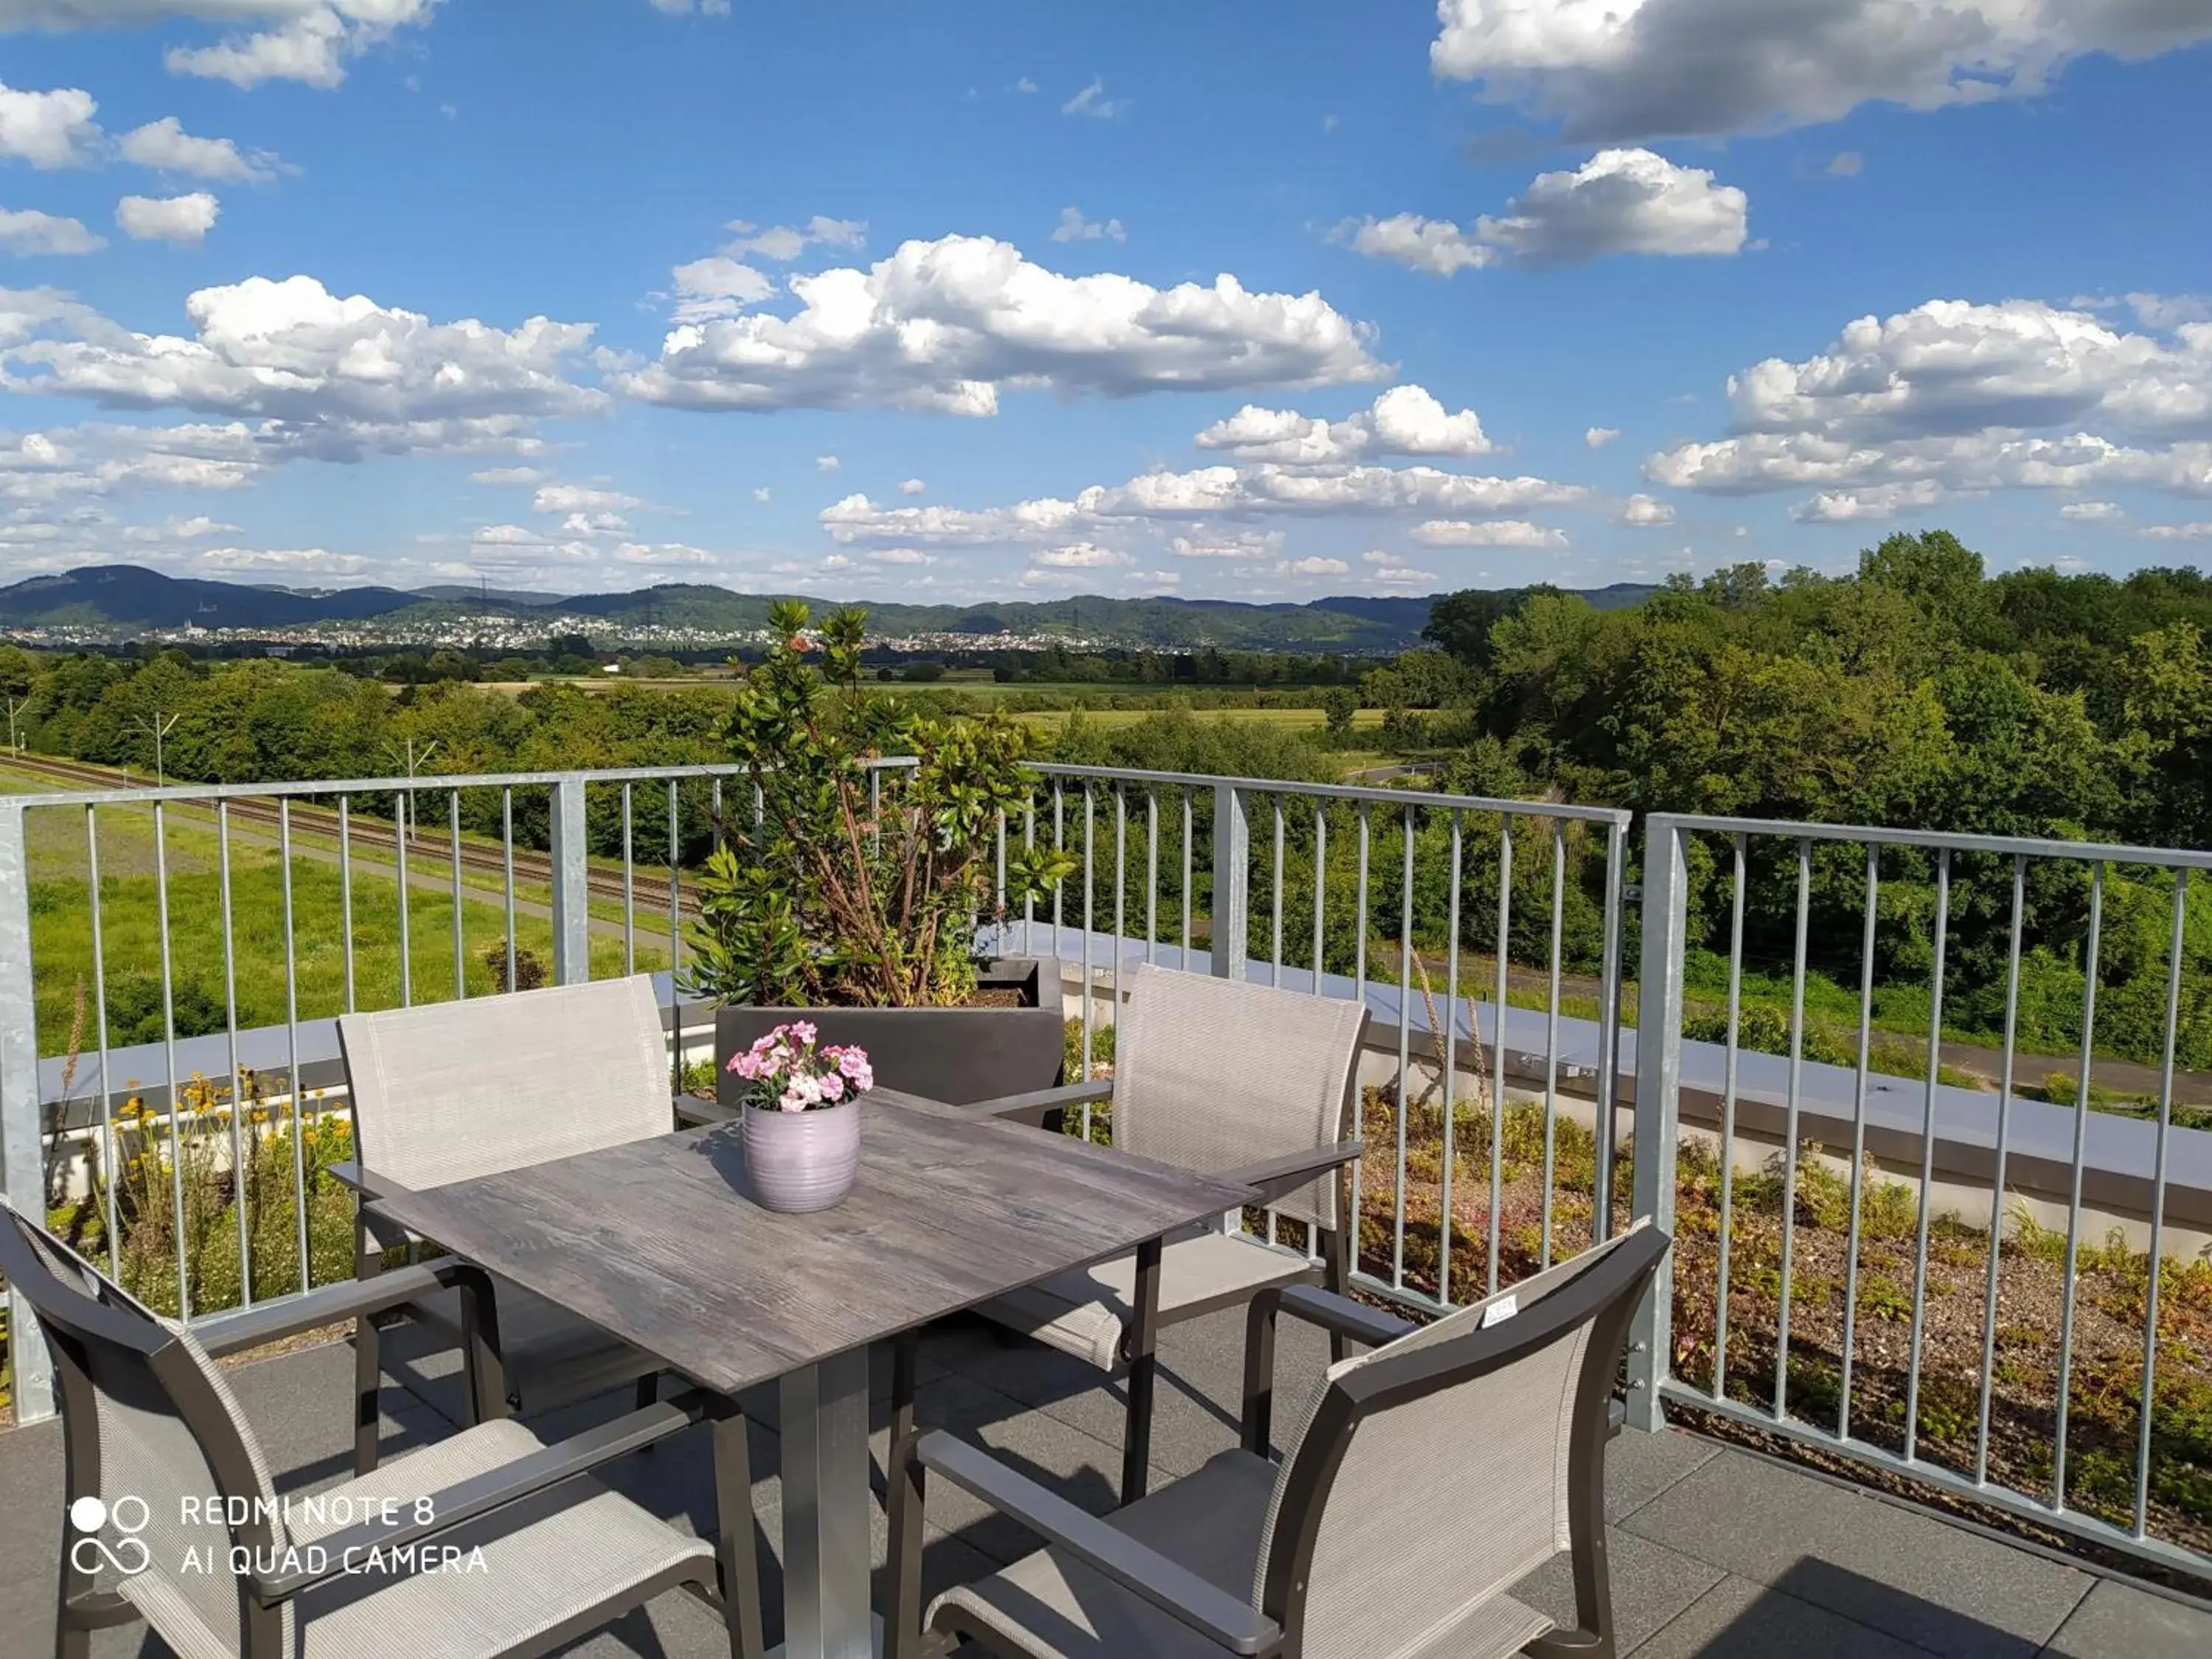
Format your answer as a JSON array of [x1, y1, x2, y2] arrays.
[[0, 1199, 292, 1658], [338, 974, 672, 1192], [1110, 964, 1368, 1231], [1253, 1221, 1668, 1658]]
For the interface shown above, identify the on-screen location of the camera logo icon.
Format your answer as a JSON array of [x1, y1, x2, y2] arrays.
[[68, 1496, 151, 1577]]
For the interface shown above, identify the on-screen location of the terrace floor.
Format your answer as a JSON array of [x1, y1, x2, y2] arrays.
[[2, 1305, 2207, 1658]]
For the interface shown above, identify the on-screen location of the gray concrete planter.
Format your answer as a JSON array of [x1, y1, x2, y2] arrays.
[[714, 957, 1065, 1113]]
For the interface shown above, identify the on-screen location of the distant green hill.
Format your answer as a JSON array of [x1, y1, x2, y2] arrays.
[[0, 565, 1660, 651]]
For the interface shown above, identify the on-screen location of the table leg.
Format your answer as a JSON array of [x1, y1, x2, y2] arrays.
[[1121, 1234, 1163, 1505], [776, 1346, 879, 1659]]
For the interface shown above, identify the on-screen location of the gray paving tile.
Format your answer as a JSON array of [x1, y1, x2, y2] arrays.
[[1630, 1575, 1938, 1658], [1620, 1448, 2090, 1657], [1604, 1425, 1726, 1523], [2039, 1577, 2212, 1659], [1512, 1527, 1723, 1654]]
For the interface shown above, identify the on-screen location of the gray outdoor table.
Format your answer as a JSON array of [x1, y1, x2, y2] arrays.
[[369, 1087, 1256, 1659]]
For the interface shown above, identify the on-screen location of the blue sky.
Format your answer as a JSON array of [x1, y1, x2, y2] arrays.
[[1, 1, 2209, 604]]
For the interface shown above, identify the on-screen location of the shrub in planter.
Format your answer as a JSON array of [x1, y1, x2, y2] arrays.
[[682, 599, 1074, 1009]]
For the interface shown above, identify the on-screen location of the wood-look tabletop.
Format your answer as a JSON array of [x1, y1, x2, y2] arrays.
[[368, 1088, 1253, 1397]]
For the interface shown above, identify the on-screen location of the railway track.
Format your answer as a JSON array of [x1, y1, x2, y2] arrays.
[[1, 751, 704, 919]]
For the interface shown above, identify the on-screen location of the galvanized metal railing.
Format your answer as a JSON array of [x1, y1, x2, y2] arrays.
[[1009, 765, 1635, 1318], [1632, 812, 2212, 1579]]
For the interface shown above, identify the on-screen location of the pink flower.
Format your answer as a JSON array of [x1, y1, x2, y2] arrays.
[[728, 1051, 761, 1079], [837, 1049, 868, 1079], [790, 1020, 818, 1046], [850, 1062, 874, 1093], [777, 1087, 808, 1112], [820, 1071, 844, 1102]]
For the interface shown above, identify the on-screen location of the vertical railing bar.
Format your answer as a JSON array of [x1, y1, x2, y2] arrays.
[[1541, 821, 1564, 1269], [218, 800, 250, 1307], [1713, 834, 1747, 1402], [1902, 846, 1952, 1464], [1439, 811, 1462, 1301], [281, 800, 308, 1289], [85, 806, 119, 1278], [1310, 805, 1326, 996], [1145, 791, 1158, 967], [1023, 797, 1036, 957], [2051, 860, 2103, 1509], [1270, 796, 1284, 988], [1593, 818, 1627, 1242], [448, 789, 465, 1001], [501, 789, 516, 993], [1972, 855, 2026, 1483], [338, 796, 355, 1014], [1053, 781, 1065, 951], [1113, 786, 1126, 1058], [1488, 815, 1512, 1297], [1391, 803, 1415, 1290], [2132, 868, 2188, 1537], [669, 779, 683, 1087], [995, 807, 1007, 955], [1773, 838, 1812, 1422], [1180, 788, 1193, 967], [1838, 841, 1881, 1440], [1080, 785, 1095, 1136], [395, 783, 412, 1009], [1350, 804, 1370, 1263], [153, 799, 189, 1318], [622, 782, 636, 978]]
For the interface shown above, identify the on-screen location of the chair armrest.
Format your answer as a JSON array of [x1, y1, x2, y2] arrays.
[[674, 1093, 740, 1127], [1265, 1283, 1416, 1350], [1225, 1141, 1363, 1208], [195, 1259, 493, 1358], [1241, 1284, 1417, 1455], [914, 1431, 1282, 1656], [962, 1078, 1113, 1129], [250, 1389, 721, 1603], [327, 1159, 409, 1203]]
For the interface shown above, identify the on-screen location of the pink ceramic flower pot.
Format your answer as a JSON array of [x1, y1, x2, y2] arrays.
[[742, 1097, 861, 1213]]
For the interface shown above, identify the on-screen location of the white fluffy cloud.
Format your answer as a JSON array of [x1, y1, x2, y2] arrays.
[[1362, 549, 1438, 585], [116, 190, 219, 243], [0, 420, 271, 507], [0, 206, 102, 253], [1585, 425, 1620, 448], [1, 276, 601, 458], [897, 477, 925, 494], [1338, 148, 1747, 274], [1411, 518, 1570, 548], [1615, 493, 1675, 526], [1195, 385, 1492, 465], [669, 255, 773, 323], [2059, 499, 2122, 522], [470, 465, 543, 485], [1062, 76, 1121, 118], [533, 483, 639, 515], [821, 459, 1584, 548], [1279, 555, 1349, 576], [1170, 529, 1284, 560], [156, 1, 441, 91], [1427, 0, 2212, 142], [118, 116, 280, 181], [1649, 296, 2212, 517], [0, 80, 99, 167], [1790, 481, 1948, 522], [1030, 541, 1128, 568], [722, 216, 865, 262], [2140, 521, 2212, 540], [616, 234, 1385, 414], [1051, 206, 1125, 244], [194, 543, 364, 574]]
